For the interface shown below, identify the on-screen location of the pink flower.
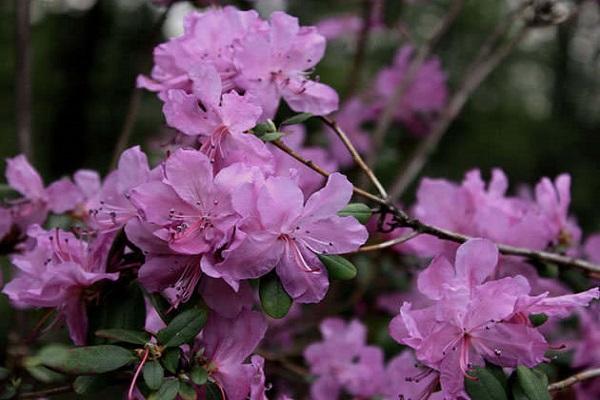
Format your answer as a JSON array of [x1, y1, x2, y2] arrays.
[[87, 146, 152, 232], [389, 239, 599, 399], [138, 7, 266, 96], [162, 64, 272, 171], [584, 234, 600, 263], [234, 11, 339, 118], [126, 219, 254, 312], [4, 155, 82, 234], [204, 172, 368, 302], [383, 350, 441, 400], [197, 310, 267, 400], [304, 318, 385, 400], [373, 45, 448, 135], [2, 226, 119, 344], [130, 148, 237, 256]]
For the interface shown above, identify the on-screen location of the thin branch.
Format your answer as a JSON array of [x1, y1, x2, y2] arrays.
[[270, 139, 382, 204], [15, 0, 33, 159], [110, 5, 172, 169], [19, 385, 73, 399], [356, 230, 421, 253], [345, 0, 373, 97], [388, 23, 530, 199], [548, 368, 600, 392], [392, 212, 600, 276], [362, 0, 464, 185], [319, 116, 389, 199]]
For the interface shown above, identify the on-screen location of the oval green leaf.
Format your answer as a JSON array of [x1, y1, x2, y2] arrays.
[[38, 345, 135, 375], [281, 112, 313, 126], [143, 360, 164, 391], [95, 329, 151, 345], [190, 365, 208, 386], [318, 254, 357, 280], [259, 274, 293, 319], [161, 348, 180, 374], [515, 366, 551, 400], [337, 203, 372, 224], [157, 307, 208, 348], [465, 367, 509, 400], [149, 379, 180, 400]]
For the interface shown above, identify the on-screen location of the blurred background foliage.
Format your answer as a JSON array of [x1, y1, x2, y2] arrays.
[[0, 0, 599, 233]]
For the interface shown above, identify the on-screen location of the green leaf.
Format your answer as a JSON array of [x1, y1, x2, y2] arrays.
[[178, 382, 197, 400], [259, 274, 292, 319], [514, 366, 551, 400], [259, 131, 284, 142], [161, 348, 180, 374], [95, 329, 151, 345], [25, 365, 65, 383], [337, 203, 372, 224], [318, 254, 357, 280], [73, 375, 112, 395], [38, 345, 135, 375], [528, 313, 549, 327], [149, 379, 180, 400], [281, 112, 313, 126], [157, 307, 208, 347], [0, 383, 16, 400], [253, 120, 277, 135], [143, 360, 164, 391], [190, 365, 208, 385], [0, 367, 9, 381], [465, 367, 509, 400]]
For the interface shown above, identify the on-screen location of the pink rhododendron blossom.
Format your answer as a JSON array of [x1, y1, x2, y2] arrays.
[[130, 148, 237, 256], [196, 310, 268, 400], [373, 45, 448, 135], [162, 64, 273, 171], [389, 239, 599, 399], [140, 7, 338, 118], [234, 11, 339, 117], [391, 169, 583, 296], [2, 226, 119, 344], [584, 234, 600, 262], [138, 6, 266, 96], [204, 172, 368, 302], [4, 155, 81, 233], [383, 350, 442, 400], [572, 304, 600, 400], [87, 146, 152, 232], [304, 318, 385, 400]]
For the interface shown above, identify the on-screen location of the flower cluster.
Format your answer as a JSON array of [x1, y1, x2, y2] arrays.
[[389, 239, 599, 398], [0, 3, 599, 400], [139, 6, 339, 120]]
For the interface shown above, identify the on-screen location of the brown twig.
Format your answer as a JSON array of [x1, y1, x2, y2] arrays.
[[270, 139, 382, 204], [271, 126, 600, 276], [345, 0, 374, 97], [19, 385, 73, 399], [356, 230, 421, 253], [548, 368, 600, 392], [256, 349, 310, 378], [319, 116, 389, 199], [362, 0, 465, 186], [15, 0, 33, 159], [388, 23, 530, 199], [110, 5, 172, 169]]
